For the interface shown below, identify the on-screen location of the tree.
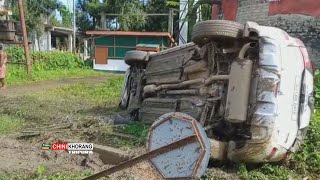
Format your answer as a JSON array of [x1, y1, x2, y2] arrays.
[[8, 0, 72, 36], [144, 0, 171, 32], [76, 0, 146, 32]]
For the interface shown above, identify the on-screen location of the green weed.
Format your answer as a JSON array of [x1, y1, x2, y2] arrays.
[[0, 115, 24, 135], [6, 65, 105, 85], [0, 170, 95, 180], [48, 76, 123, 106]]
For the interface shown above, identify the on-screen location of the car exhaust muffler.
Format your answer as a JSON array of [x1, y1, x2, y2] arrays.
[[225, 43, 254, 123]]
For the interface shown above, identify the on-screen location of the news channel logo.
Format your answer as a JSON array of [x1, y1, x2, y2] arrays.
[[41, 143, 94, 154]]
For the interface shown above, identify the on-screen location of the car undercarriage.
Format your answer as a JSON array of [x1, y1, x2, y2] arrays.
[[118, 20, 314, 163]]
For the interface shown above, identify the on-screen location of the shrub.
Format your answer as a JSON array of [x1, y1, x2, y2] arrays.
[[5, 47, 88, 71], [31, 51, 86, 71], [6, 46, 25, 63]]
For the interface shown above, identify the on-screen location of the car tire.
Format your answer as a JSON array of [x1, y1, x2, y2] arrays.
[[191, 20, 244, 46], [125, 50, 148, 65], [119, 69, 132, 110]]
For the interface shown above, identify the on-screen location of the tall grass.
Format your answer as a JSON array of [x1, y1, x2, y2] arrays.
[[5, 47, 103, 85]]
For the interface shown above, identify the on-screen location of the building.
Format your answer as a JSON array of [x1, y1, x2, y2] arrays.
[[31, 25, 74, 52], [212, 0, 320, 67], [85, 30, 175, 72]]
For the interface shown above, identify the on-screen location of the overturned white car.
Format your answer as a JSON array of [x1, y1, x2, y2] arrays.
[[119, 20, 315, 163]]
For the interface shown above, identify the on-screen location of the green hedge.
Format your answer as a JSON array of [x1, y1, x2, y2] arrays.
[[5, 47, 86, 70]]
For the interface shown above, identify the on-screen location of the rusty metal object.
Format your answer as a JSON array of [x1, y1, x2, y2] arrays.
[[184, 60, 208, 74], [84, 113, 211, 180], [148, 112, 211, 179], [83, 136, 198, 180]]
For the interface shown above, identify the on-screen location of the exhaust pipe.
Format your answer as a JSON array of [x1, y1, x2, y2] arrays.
[[238, 42, 257, 60]]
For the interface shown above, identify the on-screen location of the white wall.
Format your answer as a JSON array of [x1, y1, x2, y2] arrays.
[[94, 59, 129, 72]]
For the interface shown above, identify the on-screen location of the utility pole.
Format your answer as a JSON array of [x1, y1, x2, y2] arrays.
[[73, 0, 76, 53], [168, 9, 174, 35], [18, 0, 31, 75]]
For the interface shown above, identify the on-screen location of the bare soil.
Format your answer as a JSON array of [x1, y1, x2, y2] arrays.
[[0, 136, 107, 175]]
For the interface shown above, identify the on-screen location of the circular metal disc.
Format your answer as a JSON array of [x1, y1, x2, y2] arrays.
[[148, 112, 211, 179]]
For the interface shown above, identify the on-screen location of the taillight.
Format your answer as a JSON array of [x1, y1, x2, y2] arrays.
[[300, 47, 312, 70], [295, 38, 313, 73]]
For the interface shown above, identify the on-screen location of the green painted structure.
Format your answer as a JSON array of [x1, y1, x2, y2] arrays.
[[94, 35, 169, 59], [85, 31, 173, 71]]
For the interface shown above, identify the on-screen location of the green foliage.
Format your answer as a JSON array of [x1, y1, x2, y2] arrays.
[[49, 76, 123, 105], [292, 110, 320, 175], [144, 0, 172, 32], [238, 164, 297, 180], [6, 66, 104, 86], [0, 170, 94, 180], [8, 0, 72, 36], [36, 165, 46, 177], [6, 47, 87, 71], [5, 47, 25, 64], [31, 51, 86, 71], [166, 0, 180, 7], [0, 115, 24, 135], [118, 2, 146, 31]]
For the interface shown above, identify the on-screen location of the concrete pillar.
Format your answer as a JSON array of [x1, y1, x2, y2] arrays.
[[68, 33, 73, 52], [84, 39, 88, 57], [179, 0, 188, 45], [47, 30, 51, 51], [100, 12, 107, 29]]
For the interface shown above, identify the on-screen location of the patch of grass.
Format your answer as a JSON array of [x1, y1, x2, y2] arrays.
[[47, 76, 123, 106], [0, 170, 95, 180], [238, 164, 299, 180], [7, 65, 106, 86], [0, 115, 24, 135], [95, 123, 149, 151], [291, 110, 320, 176], [121, 122, 149, 138]]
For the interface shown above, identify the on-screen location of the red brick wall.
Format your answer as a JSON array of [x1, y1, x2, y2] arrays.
[[269, 0, 320, 16], [221, 0, 238, 21]]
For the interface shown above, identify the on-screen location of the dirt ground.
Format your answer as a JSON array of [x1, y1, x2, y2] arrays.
[[0, 75, 242, 180], [0, 136, 107, 175]]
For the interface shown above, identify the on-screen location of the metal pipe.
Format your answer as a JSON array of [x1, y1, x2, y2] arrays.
[[166, 89, 198, 95], [18, 0, 31, 75], [204, 75, 230, 86], [144, 75, 229, 95], [83, 135, 197, 180], [238, 42, 257, 60]]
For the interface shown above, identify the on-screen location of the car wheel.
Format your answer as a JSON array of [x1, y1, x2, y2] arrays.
[[191, 20, 244, 46], [124, 50, 148, 65], [119, 69, 132, 110]]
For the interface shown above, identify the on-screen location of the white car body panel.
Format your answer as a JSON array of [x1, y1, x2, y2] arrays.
[[228, 22, 314, 162]]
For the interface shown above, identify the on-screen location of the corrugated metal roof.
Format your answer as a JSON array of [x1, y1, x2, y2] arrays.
[[86, 30, 171, 37]]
